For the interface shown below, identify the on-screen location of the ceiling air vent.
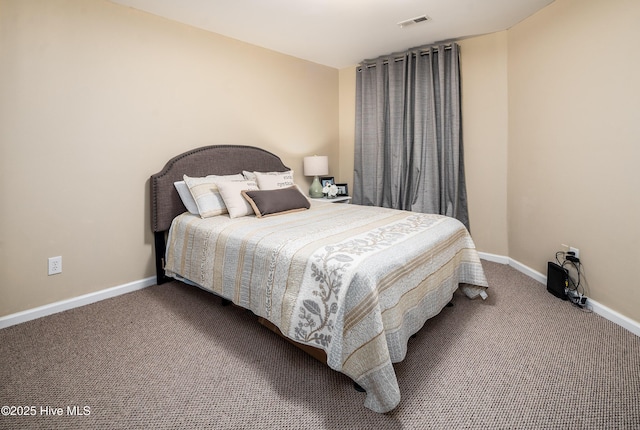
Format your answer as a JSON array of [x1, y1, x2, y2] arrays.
[[397, 15, 431, 28]]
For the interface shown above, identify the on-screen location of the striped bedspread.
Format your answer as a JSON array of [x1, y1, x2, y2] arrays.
[[164, 201, 488, 413]]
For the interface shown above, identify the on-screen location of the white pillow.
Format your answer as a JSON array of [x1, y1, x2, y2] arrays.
[[183, 174, 244, 218], [173, 181, 199, 215], [216, 180, 259, 218], [254, 170, 295, 190], [242, 170, 257, 182]]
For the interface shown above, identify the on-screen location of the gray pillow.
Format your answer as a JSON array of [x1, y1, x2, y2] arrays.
[[241, 186, 310, 218]]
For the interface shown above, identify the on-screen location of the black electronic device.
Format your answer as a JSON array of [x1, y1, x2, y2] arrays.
[[547, 261, 568, 300]]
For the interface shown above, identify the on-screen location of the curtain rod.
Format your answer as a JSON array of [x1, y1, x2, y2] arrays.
[[358, 43, 453, 70]]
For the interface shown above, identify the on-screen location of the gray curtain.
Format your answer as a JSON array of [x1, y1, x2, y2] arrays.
[[353, 43, 469, 230]]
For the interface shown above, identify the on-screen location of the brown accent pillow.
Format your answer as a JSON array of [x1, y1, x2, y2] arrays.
[[241, 186, 310, 218]]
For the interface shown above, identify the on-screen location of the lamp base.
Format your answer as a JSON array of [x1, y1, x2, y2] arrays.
[[309, 176, 324, 198]]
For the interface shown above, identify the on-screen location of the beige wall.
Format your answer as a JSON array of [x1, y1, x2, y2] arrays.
[[458, 32, 509, 256], [508, 0, 640, 321], [337, 67, 356, 189], [0, 0, 338, 316], [3, 0, 638, 327]]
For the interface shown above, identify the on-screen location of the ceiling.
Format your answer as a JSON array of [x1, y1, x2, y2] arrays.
[[109, 0, 555, 69]]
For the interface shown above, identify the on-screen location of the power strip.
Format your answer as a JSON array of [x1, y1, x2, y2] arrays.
[[566, 289, 587, 308]]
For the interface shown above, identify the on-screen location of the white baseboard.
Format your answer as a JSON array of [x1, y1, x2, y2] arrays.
[[4, 257, 639, 338], [506, 258, 547, 285], [476, 251, 509, 265], [478, 252, 640, 338], [588, 300, 640, 337], [0, 276, 156, 330]]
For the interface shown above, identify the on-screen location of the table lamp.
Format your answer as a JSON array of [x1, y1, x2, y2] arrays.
[[303, 155, 328, 198]]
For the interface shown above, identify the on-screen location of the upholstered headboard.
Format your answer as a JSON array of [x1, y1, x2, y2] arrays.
[[149, 145, 290, 283]]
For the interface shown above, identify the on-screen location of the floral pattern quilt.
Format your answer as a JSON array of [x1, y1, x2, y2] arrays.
[[165, 201, 488, 413]]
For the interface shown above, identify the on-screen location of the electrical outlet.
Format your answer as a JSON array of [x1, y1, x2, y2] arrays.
[[569, 247, 580, 258], [48, 256, 62, 275]]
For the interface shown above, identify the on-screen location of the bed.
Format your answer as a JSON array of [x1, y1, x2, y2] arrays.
[[150, 145, 489, 413]]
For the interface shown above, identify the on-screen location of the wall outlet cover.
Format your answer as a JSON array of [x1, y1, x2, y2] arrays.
[[48, 256, 62, 275]]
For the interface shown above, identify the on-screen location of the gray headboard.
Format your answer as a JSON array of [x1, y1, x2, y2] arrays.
[[149, 145, 290, 283]]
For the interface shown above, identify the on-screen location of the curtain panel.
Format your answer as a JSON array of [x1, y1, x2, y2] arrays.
[[353, 43, 469, 230]]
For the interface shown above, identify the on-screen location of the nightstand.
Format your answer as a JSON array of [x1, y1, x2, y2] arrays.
[[311, 196, 352, 204]]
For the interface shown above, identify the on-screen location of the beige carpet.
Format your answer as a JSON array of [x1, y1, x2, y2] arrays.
[[1, 261, 639, 429]]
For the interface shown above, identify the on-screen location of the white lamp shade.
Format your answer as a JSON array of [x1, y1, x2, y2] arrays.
[[303, 156, 329, 176]]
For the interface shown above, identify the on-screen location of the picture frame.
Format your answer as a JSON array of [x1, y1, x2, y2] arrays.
[[335, 183, 349, 196], [320, 177, 335, 188]]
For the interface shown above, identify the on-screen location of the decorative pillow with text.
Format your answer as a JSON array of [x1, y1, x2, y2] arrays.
[[253, 170, 295, 190]]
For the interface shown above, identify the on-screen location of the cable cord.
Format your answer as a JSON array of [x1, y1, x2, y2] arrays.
[[555, 251, 591, 312]]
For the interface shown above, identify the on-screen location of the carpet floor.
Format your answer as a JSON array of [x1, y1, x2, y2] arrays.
[[1, 261, 639, 429]]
